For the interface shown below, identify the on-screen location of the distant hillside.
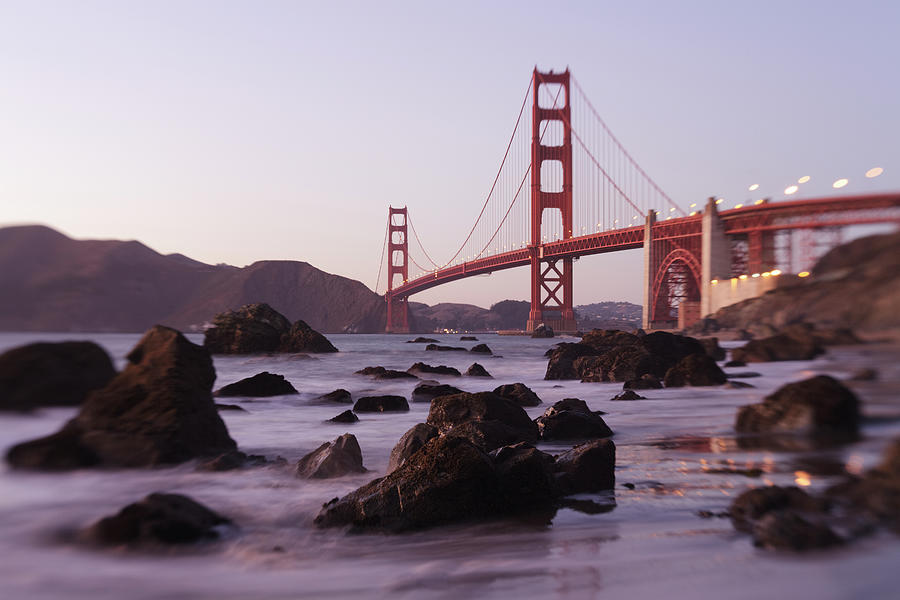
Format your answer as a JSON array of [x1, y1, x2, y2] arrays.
[[410, 299, 531, 332], [575, 301, 642, 331], [0, 225, 385, 333]]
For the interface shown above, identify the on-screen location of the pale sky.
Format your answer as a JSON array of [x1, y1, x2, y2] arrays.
[[1, 1, 898, 307]]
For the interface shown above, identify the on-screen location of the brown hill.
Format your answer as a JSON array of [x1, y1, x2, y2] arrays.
[[0, 225, 385, 333]]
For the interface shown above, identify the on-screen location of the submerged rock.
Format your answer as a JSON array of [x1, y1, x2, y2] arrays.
[[214, 372, 298, 397], [730, 327, 824, 363], [623, 374, 662, 390], [407, 362, 461, 377], [492, 383, 542, 407], [6, 326, 237, 470], [406, 337, 438, 344], [328, 410, 359, 424], [215, 403, 247, 412], [610, 390, 645, 401], [315, 389, 352, 404], [355, 366, 418, 380], [735, 375, 860, 437], [426, 344, 467, 352], [663, 354, 727, 387], [410, 383, 463, 403], [531, 324, 554, 338], [465, 363, 492, 377], [0, 341, 116, 411], [86, 493, 231, 546], [353, 395, 410, 413], [203, 303, 337, 354], [460, 336, 478, 341], [296, 434, 366, 479], [470, 343, 493, 354]]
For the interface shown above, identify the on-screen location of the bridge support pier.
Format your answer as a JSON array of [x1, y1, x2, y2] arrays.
[[700, 197, 730, 317], [385, 206, 410, 334]]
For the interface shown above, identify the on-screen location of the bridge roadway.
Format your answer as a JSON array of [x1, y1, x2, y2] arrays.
[[390, 193, 900, 300]]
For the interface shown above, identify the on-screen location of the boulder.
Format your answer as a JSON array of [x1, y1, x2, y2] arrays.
[[699, 337, 726, 361], [215, 403, 247, 412], [460, 336, 478, 341], [0, 341, 116, 411], [410, 383, 463, 403], [316, 389, 352, 404], [545, 343, 598, 380], [663, 354, 727, 387], [426, 344, 467, 352], [729, 485, 829, 533], [407, 362, 461, 377], [611, 390, 645, 401], [387, 423, 439, 472], [465, 363, 492, 377], [724, 359, 747, 367], [6, 326, 236, 470], [752, 511, 842, 551], [554, 439, 616, 494], [214, 371, 298, 397], [574, 356, 606, 382], [623, 374, 663, 390], [203, 303, 337, 354], [735, 375, 860, 437], [296, 434, 366, 478], [353, 395, 410, 413], [731, 331, 824, 363], [427, 392, 538, 451], [531, 324, 554, 338], [314, 436, 500, 532], [725, 381, 756, 389], [406, 337, 438, 343], [491, 443, 560, 509], [470, 344, 493, 354], [492, 383, 542, 407], [328, 410, 359, 423], [849, 368, 877, 382], [535, 399, 613, 441], [355, 366, 418, 380], [197, 450, 267, 471], [85, 493, 231, 546], [827, 437, 900, 532]]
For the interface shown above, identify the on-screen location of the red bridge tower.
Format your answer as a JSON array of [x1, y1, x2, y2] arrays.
[[385, 206, 410, 333]]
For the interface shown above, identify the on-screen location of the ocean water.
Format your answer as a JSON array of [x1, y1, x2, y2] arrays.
[[1, 332, 899, 600]]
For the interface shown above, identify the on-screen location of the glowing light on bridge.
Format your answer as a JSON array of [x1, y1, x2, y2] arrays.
[[754, 199, 765, 205], [798, 175, 810, 184], [866, 167, 883, 178], [833, 178, 849, 189], [748, 184, 759, 191], [784, 185, 799, 195], [798, 271, 810, 278], [739, 274, 748, 280], [751, 273, 760, 278], [735, 203, 743, 209], [689, 203, 697, 208], [711, 279, 719, 285], [771, 269, 782, 276], [715, 198, 724, 205]]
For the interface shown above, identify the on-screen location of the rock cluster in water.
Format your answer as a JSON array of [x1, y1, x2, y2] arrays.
[[203, 303, 337, 354], [214, 372, 299, 397]]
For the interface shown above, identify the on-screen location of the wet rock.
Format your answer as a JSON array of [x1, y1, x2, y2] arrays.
[[410, 383, 463, 403], [214, 371, 298, 397], [215, 403, 247, 412], [328, 410, 359, 423], [425, 344, 467, 352], [492, 383, 542, 407], [460, 336, 478, 341], [470, 343, 493, 354], [724, 359, 747, 367], [6, 326, 236, 470], [531, 324, 554, 338], [725, 381, 756, 389], [387, 423, 439, 473], [727, 371, 762, 378], [427, 392, 538, 451], [296, 433, 366, 478], [535, 399, 613, 441], [849, 368, 878, 382], [729, 486, 829, 533], [0, 341, 116, 411], [623, 374, 662, 390], [407, 362, 461, 377], [735, 375, 860, 436], [85, 493, 231, 546], [353, 395, 410, 412], [465, 363, 492, 377], [554, 439, 616, 494], [355, 366, 418, 380], [203, 303, 337, 354], [730, 331, 824, 363], [197, 450, 266, 472], [663, 354, 727, 387], [491, 443, 559, 509], [699, 337, 726, 361], [827, 437, 900, 532], [545, 342, 604, 380], [406, 337, 438, 344], [561, 497, 617, 515], [752, 511, 842, 551], [574, 356, 606, 382], [315, 436, 500, 532], [611, 390, 646, 401], [316, 389, 352, 404]]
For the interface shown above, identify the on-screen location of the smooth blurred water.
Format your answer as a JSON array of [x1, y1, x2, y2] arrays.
[[1, 332, 899, 599]]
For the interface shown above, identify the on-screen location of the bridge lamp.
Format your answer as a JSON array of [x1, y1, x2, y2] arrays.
[[669, 207, 675, 212], [771, 269, 782, 276], [689, 211, 697, 216], [751, 273, 760, 278], [735, 203, 744, 209], [711, 279, 719, 285], [715, 198, 724, 205], [832, 178, 849, 189], [755, 199, 765, 205], [761, 272, 771, 277], [798, 271, 811, 278], [690, 203, 697, 208], [784, 185, 799, 195], [738, 274, 748, 280], [866, 167, 883, 178], [748, 184, 760, 191], [798, 176, 811, 184]]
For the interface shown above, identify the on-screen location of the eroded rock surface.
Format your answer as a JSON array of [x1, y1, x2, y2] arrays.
[[296, 434, 366, 478], [203, 303, 337, 354], [492, 383, 542, 407]]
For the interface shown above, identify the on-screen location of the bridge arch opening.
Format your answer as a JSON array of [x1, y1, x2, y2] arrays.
[[651, 249, 701, 328]]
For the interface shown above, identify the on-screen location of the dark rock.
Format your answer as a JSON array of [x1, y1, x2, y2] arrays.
[[725, 359, 747, 367], [425, 344, 467, 352], [535, 399, 613, 441], [328, 410, 359, 423], [280, 319, 339, 353], [492, 383, 542, 407], [574, 356, 606, 382], [316, 389, 352, 404], [197, 450, 266, 471], [315, 436, 500, 532], [623, 374, 663, 390], [561, 497, 616, 515], [470, 343, 493, 354], [849, 368, 877, 382], [353, 395, 410, 412], [387, 423, 439, 473], [203, 303, 337, 354], [731, 332, 824, 363], [663, 354, 727, 387], [554, 439, 616, 494], [86, 493, 231, 546], [0, 341, 116, 411], [545, 342, 601, 380], [611, 390, 646, 401], [214, 372, 298, 397], [406, 337, 438, 344], [296, 434, 366, 478], [215, 404, 247, 412], [465, 363, 492, 377], [427, 392, 538, 451], [491, 443, 559, 509], [460, 336, 478, 341], [827, 437, 900, 532], [727, 371, 762, 378], [355, 366, 418, 380], [729, 486, 829, 533], [735, 375, 860, 436], [752, 511, 842, 551], [699, 337, 726, 361], [407, 362, 461, 377], [531, 323, 555, 338], [411, 383, 463, 403], [725, 381, 756, 389], [6, 326, 236, 470]]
